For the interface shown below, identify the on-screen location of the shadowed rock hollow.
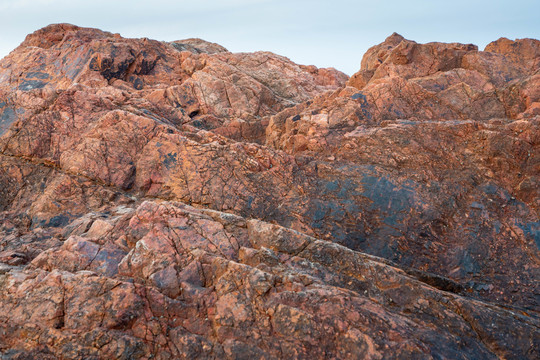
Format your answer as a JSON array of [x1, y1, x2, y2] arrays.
[[0, 24, 538, 359]]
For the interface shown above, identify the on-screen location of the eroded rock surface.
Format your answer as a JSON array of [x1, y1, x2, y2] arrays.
[[0, 24, 538, 359]]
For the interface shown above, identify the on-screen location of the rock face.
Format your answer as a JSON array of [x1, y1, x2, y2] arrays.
[[0, 24, 538, 359]]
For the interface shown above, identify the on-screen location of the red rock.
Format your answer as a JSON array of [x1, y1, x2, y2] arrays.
[[485, 37, 540, 66], [0, 24, 539, 359]]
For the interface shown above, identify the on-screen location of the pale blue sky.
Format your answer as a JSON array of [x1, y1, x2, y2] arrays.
[[0, 0, 538, 74]]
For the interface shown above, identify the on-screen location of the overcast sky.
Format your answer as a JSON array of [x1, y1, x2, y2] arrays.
[[0, 0, 539, 75]]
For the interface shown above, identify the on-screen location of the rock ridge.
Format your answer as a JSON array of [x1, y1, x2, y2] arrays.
[[0, 24, 538, 359]]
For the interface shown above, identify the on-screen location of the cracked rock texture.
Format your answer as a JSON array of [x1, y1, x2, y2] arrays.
[[0, 24, 538, 359]]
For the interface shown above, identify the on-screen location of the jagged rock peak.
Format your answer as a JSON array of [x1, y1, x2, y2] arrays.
[[485, 36, 540, 61], [19, 23, 114, 49], [384, 32, 405, 45]]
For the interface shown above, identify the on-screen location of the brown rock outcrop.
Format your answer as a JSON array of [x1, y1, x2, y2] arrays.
[[2, 200, 538, 359], [0, 24, 538, 359]]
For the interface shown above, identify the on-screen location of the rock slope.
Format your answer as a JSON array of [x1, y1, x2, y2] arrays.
[[0, 24, 538, 359]]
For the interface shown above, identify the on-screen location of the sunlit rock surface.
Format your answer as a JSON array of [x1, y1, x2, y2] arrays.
[[0, 24, 538, 359]]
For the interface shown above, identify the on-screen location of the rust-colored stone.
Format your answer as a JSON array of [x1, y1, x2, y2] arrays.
[[0, 24, 538, 359]]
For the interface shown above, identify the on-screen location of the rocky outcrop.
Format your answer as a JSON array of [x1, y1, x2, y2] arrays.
[[2, 200, 539, 359], [0, 23, 347, 145], [0, 24, 538, 359], [345, 33, 539, 120]]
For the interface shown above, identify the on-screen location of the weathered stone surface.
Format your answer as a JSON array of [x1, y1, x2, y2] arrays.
[[2, 200, 539, 359], [346, 33, 539, 121], [0, 24, 538, 359], [169, 38, 229, 55]]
